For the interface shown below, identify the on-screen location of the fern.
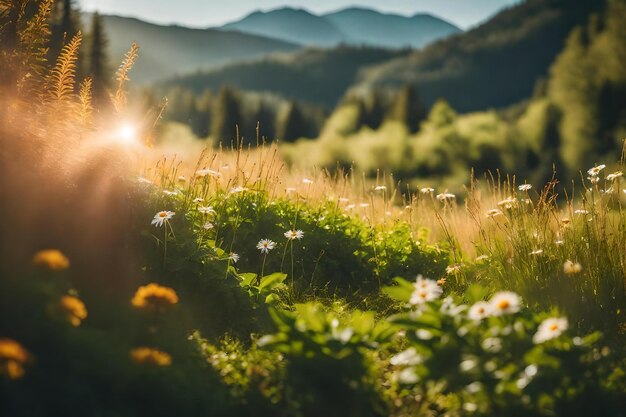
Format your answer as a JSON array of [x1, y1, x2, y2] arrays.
[[78, 77, 93, 128], [17, 0, 53, 93], [112, 42, 139, 113], [45, 32, 81, 104]]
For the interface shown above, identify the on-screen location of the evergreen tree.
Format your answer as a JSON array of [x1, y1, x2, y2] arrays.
[[387, 84, 426, 133], [87, 12, 109, 108], [252, 102, 277, 143], [211, 86, 242, 144], [192, 90, 212, 139], [49, 0, 83, 65], [277, 101, 308, 142], [364, 90, 385, 129]]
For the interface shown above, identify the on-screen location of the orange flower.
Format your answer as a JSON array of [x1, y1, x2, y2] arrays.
[[0, 338, 32, 380], [59, 295, 88, 326], [131, 283, 178, 311], [32, 249, 70, 271], [130, 347, 172, 366]]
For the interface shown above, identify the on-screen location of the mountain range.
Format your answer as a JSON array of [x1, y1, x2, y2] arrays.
[[220, 7, 462, 48]]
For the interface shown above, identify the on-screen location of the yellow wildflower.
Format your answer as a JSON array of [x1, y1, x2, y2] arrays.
[[131, 283, 178, 311], [59, 295, 88, 326], [32, 249, 70, 271], [0, 338, 32, 380], [130, 347, 172, 366]]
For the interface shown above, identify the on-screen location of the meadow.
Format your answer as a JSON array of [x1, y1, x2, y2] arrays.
[[1, 2, 626, 416]]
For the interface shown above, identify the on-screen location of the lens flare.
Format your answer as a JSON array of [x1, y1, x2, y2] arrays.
[[116, 123, 139, 144]]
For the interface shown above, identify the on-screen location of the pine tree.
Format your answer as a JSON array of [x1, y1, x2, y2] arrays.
[[364, 90, 385, 129], [252, 101, 277, 143], [387, 84, 426, 133], [277, 101, 308, 142], [87, 12, 109, 108], [49, 0, 82, 66], [211, 86, 242, 144]]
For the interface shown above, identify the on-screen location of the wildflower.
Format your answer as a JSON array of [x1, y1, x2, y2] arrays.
[[359, 203, 370, 208], [130, 347, 172, 366], [468, 301, 491, 321], [518, 184, 532, 191], [409, 275, 443, 305], [151, 211, 174, 227], [192, 197, 205, 203], [490, 291, 522, 316], [420, 187, 435, 194], [196, 169, 221, 178], [177, 176, 186, 183], [374, 185, 387, 191], [302, 178, 314, 185], [228, 252, 240, 263], [587, 176, 600, 184], [390, 347, 422, 366], [256, 239, 276, 254], [497, 197, 517, 209], [533, 317, 568, 344], [587, 164, 606, 177], [555, 239, 564, 245], [475, 255, 490, 262], [436, 278, 447, 286], [446, 264, 463, 275], [345, 204, 356, 210], [58, 295, 87, 326], [607, 171, 623, 181], [284, 230, 304, 240], [33, 249, 70, 271], [131, 283, 179, 311], [203, 222, 214, 230], [529, 249, 543, 256], [338, 197, 350, 203], [229, 186, 247, 194], [436, 192, 455, 202], [163, 189, 179, 196], [137, 177, 153, 185], [198, 206, 215, 215], [486, 209, 504, 218], [563, 260, 582, 275], [574, 209, 589, 215], [0, 339, 32, 380]]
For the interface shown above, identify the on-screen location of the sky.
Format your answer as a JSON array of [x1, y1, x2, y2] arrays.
[[78, 0, 522, 30]]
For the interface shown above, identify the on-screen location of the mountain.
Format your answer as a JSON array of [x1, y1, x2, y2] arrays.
[[220, 7, 461, 49], [323, 8, 461, 49], [352, 0, 606, 112], [221, 8, 345, 47], [158, 46, 410, 108], [90, 15, 300, 83]]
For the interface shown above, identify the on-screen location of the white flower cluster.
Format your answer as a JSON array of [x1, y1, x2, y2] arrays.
[[409, 275, 443, 305]]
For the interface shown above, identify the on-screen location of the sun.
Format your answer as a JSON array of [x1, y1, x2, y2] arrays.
[[115, 122, 139, 145]]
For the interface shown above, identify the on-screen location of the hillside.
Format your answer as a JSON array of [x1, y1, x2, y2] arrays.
[[92, 15, 301, 83], [323, 8, 461, 49], [220, 7, 461, 49], [158, 46, 410, 108], [352, 0, 606, 112]]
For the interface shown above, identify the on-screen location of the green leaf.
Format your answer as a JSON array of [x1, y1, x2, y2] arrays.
[[259, 272, 288, 292]]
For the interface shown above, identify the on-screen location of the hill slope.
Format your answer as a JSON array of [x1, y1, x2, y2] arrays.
[[158, 46, 410, 108], [220, 7, 461, 49], [353, 0, 606, 112], [93, 15, 300, 83]]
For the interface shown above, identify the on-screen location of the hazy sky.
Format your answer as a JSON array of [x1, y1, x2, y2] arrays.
[[79, 0, 522, 30]]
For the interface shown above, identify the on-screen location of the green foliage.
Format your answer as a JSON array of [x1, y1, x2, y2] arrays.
[[386, 83, 426, 133], [211, 86, 242, 144]]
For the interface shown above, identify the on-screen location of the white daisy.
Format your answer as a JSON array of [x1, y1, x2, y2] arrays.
[[409, 276, 443, 305], [151, 211, 175, 227], [587, 164, 606, 177], [203, 222, 214, 230], [284, 230, 304, 240], [475, 255, 490, 262], [228, 252, 240, 263], [302, 178, 314, 185], [256, 239, 276, 254], [468, 301, 491, 321], [529, 249, 543, 256], [374, 185, 387, 191], [192, 197, 205, 204], [163, 190, 179, 196], [420, 187, 435, 194], [436, 192, 456, 202], [563, 260, 582, 275], [229, 186, 247, 194], [489, 291, 522, 316], [196, 169, 221, 178], [446, 264, 463, 274], [518, 184, 532, 191], [533, 317, 568, 344], [486, 209, 504, 218], [198, 206, 216, 215], [607, 171, 623, 181], [574, 209, 589, 215]]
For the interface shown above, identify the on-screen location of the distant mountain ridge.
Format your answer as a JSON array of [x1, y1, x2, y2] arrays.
[[90, 14, 300, 83], [220, 7, 462, 48]]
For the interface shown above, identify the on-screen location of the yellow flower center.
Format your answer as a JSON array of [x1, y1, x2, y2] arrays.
[[159, 212, 167, 218], [549, 324, 559, 331], [497, 300, 510, 310]]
